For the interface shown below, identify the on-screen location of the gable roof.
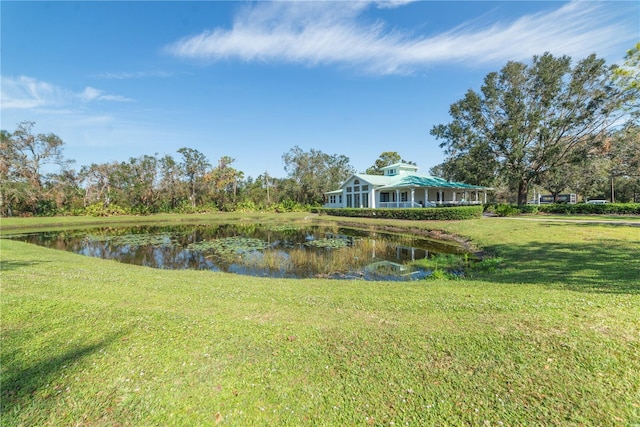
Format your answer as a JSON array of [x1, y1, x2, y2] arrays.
[[344, 173, 394, 187]]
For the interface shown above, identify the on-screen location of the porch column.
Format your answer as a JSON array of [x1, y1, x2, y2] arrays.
[[484, 192, 487, 204], [424, 188, 429, 204], [410, 188, 415, 206], [395, 189, 400, 207], [475, 191, 479, 203], [452, 191, 456, 203]]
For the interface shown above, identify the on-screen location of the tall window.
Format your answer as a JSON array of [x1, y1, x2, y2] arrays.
[[348, 179, 370, 208]]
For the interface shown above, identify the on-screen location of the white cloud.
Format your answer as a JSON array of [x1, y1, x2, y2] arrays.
[[1, 76, 133, 110], [80, 86, 133, 103], [0, 76, 64, 109], [80, 86, 103, 102], [165, 1, 637, 75], [375, 0, 417, 9], [96, 71, 174, 79]]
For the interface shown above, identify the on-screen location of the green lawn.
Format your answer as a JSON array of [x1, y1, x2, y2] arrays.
[[2, 213, 639, 426]]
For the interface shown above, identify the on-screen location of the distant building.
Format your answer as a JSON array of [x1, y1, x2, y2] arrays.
[[324, 163, 491, 208]]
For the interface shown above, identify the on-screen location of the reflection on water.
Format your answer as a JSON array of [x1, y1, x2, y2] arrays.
[[10, 223, 464, 281]]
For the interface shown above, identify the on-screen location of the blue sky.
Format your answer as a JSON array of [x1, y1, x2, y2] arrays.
[[2, 1, 638, 179]]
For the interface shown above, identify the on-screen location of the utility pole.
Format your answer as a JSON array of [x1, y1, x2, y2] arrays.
[[265, 169, 270, 204], [611, 176, 615, 203]]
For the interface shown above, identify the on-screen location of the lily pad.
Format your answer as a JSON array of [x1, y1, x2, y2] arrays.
[[304, 238, 349, 249]]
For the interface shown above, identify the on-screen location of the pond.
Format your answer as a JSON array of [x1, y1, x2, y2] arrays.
[[8, 223, 468, 281]]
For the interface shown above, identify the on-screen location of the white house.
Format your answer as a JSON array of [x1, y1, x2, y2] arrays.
[[324, 163, 490, 208]]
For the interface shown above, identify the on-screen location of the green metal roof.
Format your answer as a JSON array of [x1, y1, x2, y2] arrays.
[[329, 173, 491, 194], [378, 174, 490, 190]]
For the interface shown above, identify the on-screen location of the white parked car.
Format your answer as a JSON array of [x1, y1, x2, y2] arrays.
[[586, 199, 608, 204]]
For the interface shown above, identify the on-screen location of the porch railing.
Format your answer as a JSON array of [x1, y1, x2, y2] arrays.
[[378, 202, 426, 208], [377, 201, 482, 208]]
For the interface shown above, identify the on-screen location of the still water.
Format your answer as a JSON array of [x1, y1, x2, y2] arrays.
[[10, 223, 465, 280]]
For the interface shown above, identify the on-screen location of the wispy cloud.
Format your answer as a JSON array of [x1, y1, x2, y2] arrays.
[[0, 76, 64, 109], [165, 1, 637, 75], [96, 71, 174, 80], [1, 76, 133, 110], [80, 87, 133, 102]]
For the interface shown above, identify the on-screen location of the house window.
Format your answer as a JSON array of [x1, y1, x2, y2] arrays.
[[346, 194, 352, 207], [354, 193, 360, 208], [354, 186, 360, 192], [401, 192, 408, 202], [347, 187, 352, 193], [362, 185, 369, 191], [354, 179, 360, 184], [380, 192, 389, 202], [339, 195, 343, 204], [362, 194, 369, 208], [329, 195, 336, 204]]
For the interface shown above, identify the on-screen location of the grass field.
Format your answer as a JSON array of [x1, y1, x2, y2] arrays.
[[2, 213, 639, 426]]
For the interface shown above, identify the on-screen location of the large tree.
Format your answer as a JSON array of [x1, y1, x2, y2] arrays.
[[116, 155, 161, 213], [613, 42, 639, 110], [158, 155, 185, 211], [1, 121, 72, 215], [282, 146, 355, 205], [431, 53, 634, 205], [177, 147, 210, 208], [80, 162, 119, 208], [205, 156, 244, 210], [429, 142, 499, 187]]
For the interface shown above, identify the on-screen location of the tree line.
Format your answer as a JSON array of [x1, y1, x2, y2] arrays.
[[1, 123, 360, 216], [2, 47, 638, 217]]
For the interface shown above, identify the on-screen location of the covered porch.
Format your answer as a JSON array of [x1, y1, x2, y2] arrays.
[[374, 186, 487, 209]]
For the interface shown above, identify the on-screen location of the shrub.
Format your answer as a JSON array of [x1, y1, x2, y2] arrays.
[[494, 204, 520, 217], [537, 203, 640, 215], [518, 205, 539, 214], [273, 200, 313, 213], [84, 203, 128, 217], [235, 200, 259, 213], [316, 205, 483, 220]]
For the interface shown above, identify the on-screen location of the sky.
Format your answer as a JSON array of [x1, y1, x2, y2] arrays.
[[2, 1, 638, 180]]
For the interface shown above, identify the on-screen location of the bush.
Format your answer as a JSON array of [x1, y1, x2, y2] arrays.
[[84, 203, 128, 217], [537, 203, 640, 215], [316, 205, 483, 220], [518, 205, 539, 214], [494, 204, 520, 217], [273, 200, 312, 213]]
